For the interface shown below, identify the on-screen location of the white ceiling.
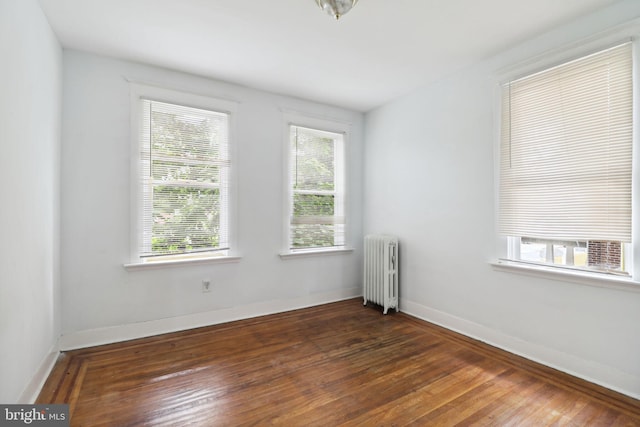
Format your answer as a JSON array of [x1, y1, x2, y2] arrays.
[[38, 0, 621, 112]]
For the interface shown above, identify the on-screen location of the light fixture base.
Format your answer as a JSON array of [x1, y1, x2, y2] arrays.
[[315, 0, 359, 20]]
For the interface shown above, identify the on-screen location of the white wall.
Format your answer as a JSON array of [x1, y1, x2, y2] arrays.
[[59, 51, 364, 345], [364, 0, 640, 398], [0, 0, 62, 403]]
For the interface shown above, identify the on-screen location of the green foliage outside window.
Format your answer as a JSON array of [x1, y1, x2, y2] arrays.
[[291, 224, 336, 248], [293, 194, 334, 216], [152, 186, 220, 254], [148, 105, 225, 255]]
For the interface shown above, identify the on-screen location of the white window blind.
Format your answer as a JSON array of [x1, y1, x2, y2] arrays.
[[289, 125, 345, 250], [139, 99, 230, 258], [499, 42, 633, 243]]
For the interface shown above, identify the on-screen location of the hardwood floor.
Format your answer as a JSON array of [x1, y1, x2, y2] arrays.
[[38, 299, 640, 426]]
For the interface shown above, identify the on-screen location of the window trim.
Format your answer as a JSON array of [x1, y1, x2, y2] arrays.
[[126, 83, 239, 267], [281, 111, 352, 256], [279, 247, 354, 260], [124, 254, 242, 271], [491, 260, 640, 293], [493, 26, 640, 284]]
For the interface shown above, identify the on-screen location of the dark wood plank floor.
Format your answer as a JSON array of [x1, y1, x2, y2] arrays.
[[38, 299, 640, 426]]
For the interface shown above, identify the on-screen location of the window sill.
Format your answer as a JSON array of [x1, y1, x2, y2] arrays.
[[279, 247, 354, 260], [491, 259, 640, 293], [124, 255, 242, 271]]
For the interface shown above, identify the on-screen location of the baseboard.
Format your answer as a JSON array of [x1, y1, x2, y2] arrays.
[[59, 288, 361, 351], [18, 346, 59, 403], [400, 298, 640, 400]]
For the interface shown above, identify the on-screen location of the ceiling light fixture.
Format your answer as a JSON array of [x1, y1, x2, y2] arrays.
[[315, 0, 359, 20]]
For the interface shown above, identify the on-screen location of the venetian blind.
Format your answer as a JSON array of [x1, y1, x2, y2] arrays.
[[139, 99, 230, 257], [290, 125, 345, 250], [499, 42, 633, 242]]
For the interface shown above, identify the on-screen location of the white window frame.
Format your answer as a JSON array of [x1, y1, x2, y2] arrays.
[[492, 25, 640, 289], [125, 83, 240, 269], [280, 112, 353, 258]]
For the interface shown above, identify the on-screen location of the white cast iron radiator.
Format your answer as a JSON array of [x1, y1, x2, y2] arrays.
[[363, 234, 398, 314]]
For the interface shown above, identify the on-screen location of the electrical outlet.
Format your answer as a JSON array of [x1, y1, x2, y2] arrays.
[[202, 279, 211, 293]]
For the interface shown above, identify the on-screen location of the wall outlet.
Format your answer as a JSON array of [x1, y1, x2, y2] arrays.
[[202, 279, 211, 293]]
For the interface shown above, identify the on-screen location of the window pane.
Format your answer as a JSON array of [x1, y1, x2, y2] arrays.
[[151, 109, 224, 161], [516, 237, 627, 274], [152, 185, 220, 255], [291, 224, 336, 249], [293, 194, 334, 216], [292, 131, 335, 191]]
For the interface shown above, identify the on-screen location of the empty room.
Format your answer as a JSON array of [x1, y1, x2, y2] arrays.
[[2, 0, 640, 425]]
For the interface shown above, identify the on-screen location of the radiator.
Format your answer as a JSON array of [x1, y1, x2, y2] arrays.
[[363, 234, 398, 314]]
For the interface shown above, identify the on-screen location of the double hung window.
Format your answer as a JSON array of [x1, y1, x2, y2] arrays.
[[131, 85, 235, 263], [287, 124, 346, 252], [499, 42, 633, 276]]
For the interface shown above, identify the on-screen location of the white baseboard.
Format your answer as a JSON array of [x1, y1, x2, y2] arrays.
[[59, 288, 361, 351], [19, 346, 59, 403], [400, 298, 640, 400]]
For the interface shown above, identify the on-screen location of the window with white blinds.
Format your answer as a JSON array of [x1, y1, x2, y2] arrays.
[[137, 98, 230, 260], [288, 125, 346, 251], [499, 42, 633, 274]]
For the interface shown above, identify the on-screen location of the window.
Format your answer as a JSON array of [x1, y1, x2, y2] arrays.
[[287, 124, 346, 252], [130, 85, 236, 264], [499, 42, 633, 276]]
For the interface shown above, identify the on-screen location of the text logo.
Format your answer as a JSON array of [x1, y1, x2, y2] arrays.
[[0, 405, 69, 426]]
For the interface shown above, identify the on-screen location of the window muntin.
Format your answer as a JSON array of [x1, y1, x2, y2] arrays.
[[138, 99, 230, 261], [289, 125, 346, 251], [499, 42, 633, 276]]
